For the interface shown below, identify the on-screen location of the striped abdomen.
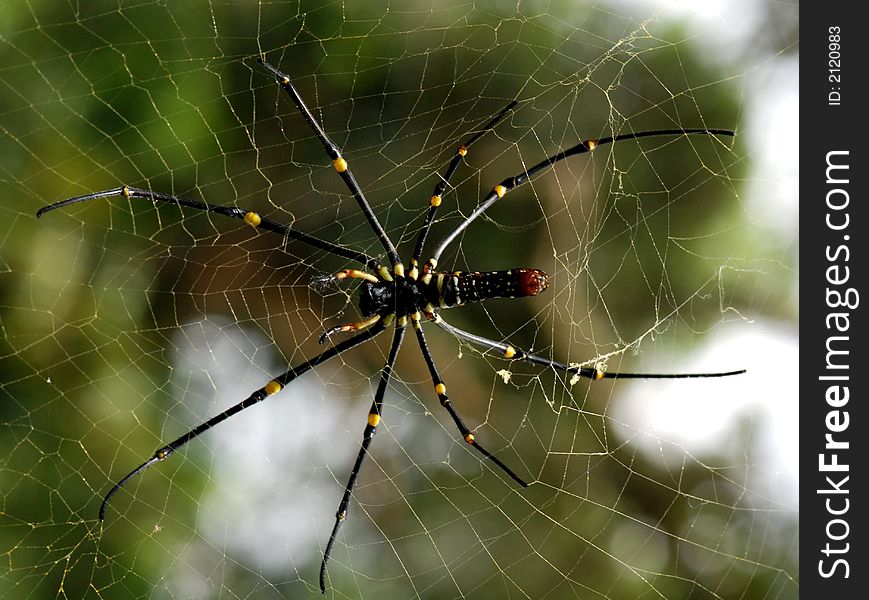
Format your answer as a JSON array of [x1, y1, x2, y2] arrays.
[[432, 268, 549, 308]]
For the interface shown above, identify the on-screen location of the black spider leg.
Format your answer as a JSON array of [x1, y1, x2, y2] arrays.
[[430, 314, 746, 379], [425, 128, 735, 268], [258, 58, 402, 271], [409, 100, 518, 278], [98, 323, 386, 522], [36, 186, 379, 270], [411, 311, 528, 486], [320, 323, 407, 593]]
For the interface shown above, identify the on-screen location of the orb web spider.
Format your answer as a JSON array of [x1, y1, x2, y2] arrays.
[[38, 57, 745, 593]]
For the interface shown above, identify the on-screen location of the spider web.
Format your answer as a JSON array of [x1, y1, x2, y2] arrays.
[[0, 1, 797, 599]]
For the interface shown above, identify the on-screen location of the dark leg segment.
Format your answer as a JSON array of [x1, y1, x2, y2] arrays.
[[410, 101, 518, 276], [258, 58, 401, 269], [37, 185, 379, 270], [411, 313, 527, 486], [426, 128, 735, 267], [98, 324, 386, 521], [429, 313, 746, 380], [319, 324, 407, 593]]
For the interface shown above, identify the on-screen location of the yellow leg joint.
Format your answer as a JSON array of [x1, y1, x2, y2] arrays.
[[368, 413, 381, 427], [244, 211, 262, 227], [594, 369, 604, 380], [586, 139, 598, 151], [494, 184, 507, 198], [503, 345, 517, 359], [430, 194, 442, 207], [333, 157, 348, 173], [393, 263, 405, 278], [122, 186, 132, 198], [265, 380, 283, 395], [464, 433, 475, 444], [458, 145, 468, 157], [435, 383, 446, 395]]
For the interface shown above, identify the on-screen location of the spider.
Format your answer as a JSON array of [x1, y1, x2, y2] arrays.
[[37, 57, 745, 593]]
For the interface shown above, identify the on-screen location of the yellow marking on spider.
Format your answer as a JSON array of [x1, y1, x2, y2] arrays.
[[367, 413, 381, 427], [331, 314, 382, 337], [430, 194, 442, 207], [494, 184, 507, 198], [408, 266, 419, 280], [336, 269, 378, 283], [397, 316, 408, 327], [458, 145, 468, 157], [122, 186, 132, 198], [156, 450, 168, 460], [586, 139, 598, 151], [594, 369, 604, 380], [435, 383, 446, 396], [362, 314, 383, 329], [378, 265, 393, 281], [394, 263, 405, 278], [265, 380, 283, 395], [427, 258, 438, 270], [280, 76, 290, 85], [381, 314, 396, 327], [503, 345, 517, 359], [464, 433, 475, 443], [244, 211, 262, 227], [333, 157, 348, 173], [437, 284, 448, 307]]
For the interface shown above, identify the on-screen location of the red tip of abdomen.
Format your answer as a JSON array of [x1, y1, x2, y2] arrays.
[[516, 268, 550, 296]]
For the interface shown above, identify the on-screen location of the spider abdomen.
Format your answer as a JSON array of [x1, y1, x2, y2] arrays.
[[434, 268, 549, 308]]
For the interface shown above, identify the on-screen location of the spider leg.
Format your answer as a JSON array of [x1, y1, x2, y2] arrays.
[[320, 323, 407, 593], [409, 100, 518, 279], [318, 314, 382, 345], [258, 58, 402, 270], [98, 323, 386, 522], [313, 269, 388, 344], [36, 185, 379, 270], [429, 313, 745, 379], [319, 268, 380, 285], [411, 312, 528, 486], [425, 128, 735, 268]]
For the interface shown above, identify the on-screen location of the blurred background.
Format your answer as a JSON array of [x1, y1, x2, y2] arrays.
[[1, 1, 797, 598]]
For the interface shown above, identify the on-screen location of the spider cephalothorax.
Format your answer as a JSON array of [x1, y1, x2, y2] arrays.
[[36, 57, 744, 593]]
